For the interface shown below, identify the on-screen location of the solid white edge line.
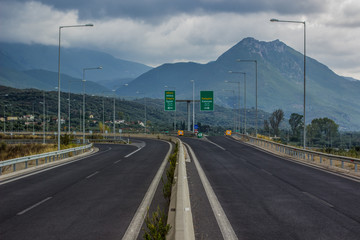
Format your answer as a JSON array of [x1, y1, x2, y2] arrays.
[[203, 137, 226, 151], [121, 141, 173, 240], [184, 142, 238, 240], [0, 146, 112, 186], [17, 197, 53, 215], [228, 136, 360, 183]]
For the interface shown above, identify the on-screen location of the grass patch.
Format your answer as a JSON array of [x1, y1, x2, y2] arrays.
[[0, 142, 57, 161]]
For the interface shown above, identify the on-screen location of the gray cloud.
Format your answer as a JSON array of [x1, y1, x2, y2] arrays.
[[0, 0, 360, 80], [0, 0, 330, 21]]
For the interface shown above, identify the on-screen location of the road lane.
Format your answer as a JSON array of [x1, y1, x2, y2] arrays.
[[183, 136, 360, 240], [0, 139, 170, 240]]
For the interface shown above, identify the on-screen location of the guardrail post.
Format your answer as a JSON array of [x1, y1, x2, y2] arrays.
[[36, 158, 39, 166], [25, 161, 28, 169], [320, 156, 322, 163], [355, 163, 358, 172], [13, 163, 16, 172], [330, 158, 333, 166], [0, 167, 2, 175], [341, 161, 344, 169]]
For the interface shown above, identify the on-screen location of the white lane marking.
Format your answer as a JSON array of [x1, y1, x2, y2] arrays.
[[302, 192, 334, 208], [228, 137, 360, 183], [122, 141, 173, 240], [124, 147, 143, 158], [114, 160, 122, 164], [184, 142, 238, 240], [203, 138, 226, 151], [0, 146, 112, 186], [17, 197, 53, 215], [261, 169, 273, 175], [86, 171, 99, 179]]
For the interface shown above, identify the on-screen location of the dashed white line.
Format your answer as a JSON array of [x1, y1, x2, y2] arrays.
[[302, 192, 334, 208], [17, 197, 53, 215], [261, 169, 273, 175], [124, 147, 143, 158], [86, 171, 99, 179], [114, 160, 122, 164]]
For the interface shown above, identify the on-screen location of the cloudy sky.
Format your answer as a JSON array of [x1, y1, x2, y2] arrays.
[[1, 0, 360, 79]]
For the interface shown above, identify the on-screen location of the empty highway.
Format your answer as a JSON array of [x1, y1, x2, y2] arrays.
[[184, 136, 360, 240], [0, 139, 170, 240]]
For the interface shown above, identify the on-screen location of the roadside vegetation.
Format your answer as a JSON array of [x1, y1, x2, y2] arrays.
[[0, 142, 57, 161], [261, 109, 360, 159], [143, 141, 178, 239], [0, 134, 79, 161]]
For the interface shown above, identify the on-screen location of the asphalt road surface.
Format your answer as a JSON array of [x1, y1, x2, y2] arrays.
[[183, 136, 360, 240], [0, 139, 170, 240]]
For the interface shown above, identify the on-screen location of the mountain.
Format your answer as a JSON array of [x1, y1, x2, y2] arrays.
[[0, 67, 109, 94], [117, 37, 360, 130], [0, 42, 152, 86]]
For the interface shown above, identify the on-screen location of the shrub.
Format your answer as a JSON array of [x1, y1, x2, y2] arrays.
[[143, 206, 171, 240]]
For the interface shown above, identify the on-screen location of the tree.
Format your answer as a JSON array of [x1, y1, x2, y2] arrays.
[[289, 113, 303, 141], [263, 119, 270, 136], [307, 117, 339, 147], [269, 109, 284, 136]]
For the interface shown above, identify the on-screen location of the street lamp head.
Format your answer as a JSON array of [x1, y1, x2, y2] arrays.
[[270, 18, 279, 22], [98, 66, 103, 69], [85, 23, 94, 27], [228, 71, 233, 73], [224, 80, 229, 83], [190, 80, 194, 82]]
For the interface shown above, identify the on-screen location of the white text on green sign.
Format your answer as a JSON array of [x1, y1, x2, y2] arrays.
[[164, 91, 176, 111]]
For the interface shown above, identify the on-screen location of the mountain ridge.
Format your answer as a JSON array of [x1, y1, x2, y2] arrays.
[[117, 37, 360, 130]]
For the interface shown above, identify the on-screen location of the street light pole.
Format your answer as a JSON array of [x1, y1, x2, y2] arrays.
[[228, 71, 247, 134], [237, 60, 257, 136], [57, 23, 93, 150], [270, 18, 306, 149], [190, 80, 195, 133], [223, 89, 236, 131], [82, 66, 102, 144]]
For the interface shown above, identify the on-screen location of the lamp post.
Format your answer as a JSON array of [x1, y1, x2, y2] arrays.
[[112, 89, 116, 139], [223, 89, 236, 131], [270, 18, 306, 149], [237, 60, 257, 137], [82, 66, 102, 144], [227, 71, 247, 134], [39, 91, 46, 144], [67, 79, 80, 134], [136, 91, 147, 134], [2, 94, 8, 133], [190, 80, 195, 133], [57, 23, 93, 150]]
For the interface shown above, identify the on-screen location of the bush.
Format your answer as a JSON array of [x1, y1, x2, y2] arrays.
[[143, 206, 171, 240]]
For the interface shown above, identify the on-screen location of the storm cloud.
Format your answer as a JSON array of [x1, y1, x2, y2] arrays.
[[0, 0, 360, 79]]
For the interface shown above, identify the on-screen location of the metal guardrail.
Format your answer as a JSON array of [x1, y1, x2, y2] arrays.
[[0, 144, 93, 175], [234, 133, 359, 173]]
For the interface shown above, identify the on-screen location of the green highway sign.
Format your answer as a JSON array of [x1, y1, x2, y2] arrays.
[[164, 90, 176, 111], [200, 91, 214, 111]]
